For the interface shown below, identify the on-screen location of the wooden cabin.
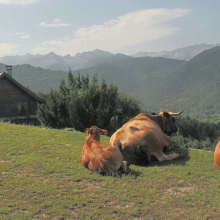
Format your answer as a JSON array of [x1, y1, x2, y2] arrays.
[[0, 66, 45, 125]]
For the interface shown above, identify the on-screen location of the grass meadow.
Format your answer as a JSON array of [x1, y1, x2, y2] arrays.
[[0, 122, 220, 219]]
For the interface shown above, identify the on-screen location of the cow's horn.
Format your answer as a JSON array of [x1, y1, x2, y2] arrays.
[[170, 109, 184, 116]]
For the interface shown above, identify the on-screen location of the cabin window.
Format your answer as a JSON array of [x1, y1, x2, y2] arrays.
[[18, 102, 30, 115]]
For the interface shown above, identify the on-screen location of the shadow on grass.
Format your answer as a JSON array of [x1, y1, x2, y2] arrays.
[[128, 145, 190, 168], [148, 145, 190, 167], [96, 146, 189, 177], [95, 166, 142, 178], [115, 167, 142, 178]]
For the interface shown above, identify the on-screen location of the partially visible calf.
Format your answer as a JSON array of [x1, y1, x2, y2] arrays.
[[82, 126, 128, 175], [214, 141, 220, 169]]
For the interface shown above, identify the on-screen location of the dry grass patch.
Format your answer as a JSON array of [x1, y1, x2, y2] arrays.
[[163, 184, 197, 198]]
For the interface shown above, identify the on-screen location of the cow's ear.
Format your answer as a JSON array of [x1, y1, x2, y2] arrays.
[[163, 112, 170, 119]]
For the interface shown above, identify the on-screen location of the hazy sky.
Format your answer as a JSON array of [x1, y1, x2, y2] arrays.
[[0, 0, 219, 56]]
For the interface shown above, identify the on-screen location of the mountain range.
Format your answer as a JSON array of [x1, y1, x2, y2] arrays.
[[0, 49, 113, 72], [0, 44, 218, 72], [132, 43, 220, 61], [1, 44, 220, 121]]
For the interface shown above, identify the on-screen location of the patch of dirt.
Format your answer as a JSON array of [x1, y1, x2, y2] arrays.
[[163, 185, 197, 198], [81, 180, 101, 190], [163, 189, 185, 198]]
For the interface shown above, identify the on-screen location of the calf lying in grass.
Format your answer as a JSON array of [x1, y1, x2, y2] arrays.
[[214, 141, 220, 169], [82, 126, 128, 175]]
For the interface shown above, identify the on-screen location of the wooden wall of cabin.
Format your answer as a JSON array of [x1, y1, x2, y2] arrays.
[[0, 77, 38, 117]]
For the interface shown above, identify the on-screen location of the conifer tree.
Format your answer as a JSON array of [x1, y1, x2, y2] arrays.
[[37, 72, 141, 133]]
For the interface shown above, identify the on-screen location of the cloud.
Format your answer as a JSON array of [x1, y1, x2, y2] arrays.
[[32, 38, 70, 55], [15, 32, 31, 39], [39, 19, 71, 28], [33, 8, 191, 55], [20, 35, 31, 39], [15, 32, 25, 36], [0, 43, 18, 57], [0, 0, 39, 5]]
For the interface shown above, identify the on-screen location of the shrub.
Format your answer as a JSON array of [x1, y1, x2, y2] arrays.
[[37, 71, 140, 133]]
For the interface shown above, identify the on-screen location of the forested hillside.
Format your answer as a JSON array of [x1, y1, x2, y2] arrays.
[[0, 55, 186, 94], [0, 64, 68, 93], [71, 54, 186, 95], [141, 46, 220, 121]]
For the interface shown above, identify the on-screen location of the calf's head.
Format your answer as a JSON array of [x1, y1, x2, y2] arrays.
[[86, 126, 108, 141], [159, 109, 184, 136]]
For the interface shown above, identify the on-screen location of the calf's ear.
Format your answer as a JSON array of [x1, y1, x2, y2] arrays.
[[98, 128, 108, 136], [86, 128, 90, 134]]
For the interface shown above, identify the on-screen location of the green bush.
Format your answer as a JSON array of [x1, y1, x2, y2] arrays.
[[37, 71, 140, 133]]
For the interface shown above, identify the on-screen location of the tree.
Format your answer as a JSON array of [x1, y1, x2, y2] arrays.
[[110, 92, 141, 131], [37, 89, 70, 128], [68, 68, 76, 90], [37, 72, 141, 133]]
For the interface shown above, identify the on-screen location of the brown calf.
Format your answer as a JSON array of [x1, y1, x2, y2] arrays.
[[82, 126, 128, 175]]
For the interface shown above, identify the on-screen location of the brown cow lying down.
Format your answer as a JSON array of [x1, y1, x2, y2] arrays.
[[110, 109, 184, 165], [214, 141, 220, 169], [82, 126, 128, 175]]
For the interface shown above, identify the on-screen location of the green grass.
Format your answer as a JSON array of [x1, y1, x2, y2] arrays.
[[0, 122, 220, 219]]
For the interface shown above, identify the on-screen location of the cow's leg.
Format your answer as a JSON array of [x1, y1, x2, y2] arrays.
[[163, 135, 174, 150], [164, 143, 174, 151], [120, 161, 128, 173], [154, 152, 179, 162]]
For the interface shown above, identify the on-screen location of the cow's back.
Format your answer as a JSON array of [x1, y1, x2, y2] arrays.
[[214, 141, 220, 169], [110, 115, 163, 148], [110, 115, 165, 164]]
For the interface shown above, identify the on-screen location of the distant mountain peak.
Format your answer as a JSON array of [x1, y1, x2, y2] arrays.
[[75, 49, 113, 57], [47, 51, 57, 56], [132, 43, 220, 61], [114, 53, 130, 59], [64, 54, 72, 58]]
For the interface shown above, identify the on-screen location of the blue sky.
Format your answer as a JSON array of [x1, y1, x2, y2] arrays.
[[0, 0, 219, 56]]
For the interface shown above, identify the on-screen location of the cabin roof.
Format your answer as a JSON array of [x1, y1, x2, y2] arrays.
[[0, 72, 45, 103]]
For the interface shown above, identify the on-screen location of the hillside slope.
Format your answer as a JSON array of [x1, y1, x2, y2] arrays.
[[0, 64, 68, 93], [71, 54, 186, 95], [0, 122, 220, 219], [0, 55, 186, 94], [141, 46, 220, 120]]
